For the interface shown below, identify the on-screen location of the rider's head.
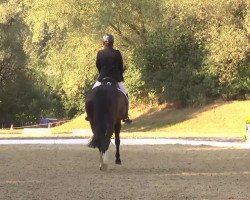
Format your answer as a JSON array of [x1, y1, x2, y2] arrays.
[[102, 34, 114, 47]]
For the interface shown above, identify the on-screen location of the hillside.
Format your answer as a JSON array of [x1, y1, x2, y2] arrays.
[[53, 100, 250, 138]]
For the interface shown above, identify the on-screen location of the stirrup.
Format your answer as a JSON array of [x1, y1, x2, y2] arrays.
[[122, 117, 132, 124]]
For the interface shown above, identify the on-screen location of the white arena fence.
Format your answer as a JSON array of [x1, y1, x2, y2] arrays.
[[6, 119, 71, 130], [0, 138, 250, 149]]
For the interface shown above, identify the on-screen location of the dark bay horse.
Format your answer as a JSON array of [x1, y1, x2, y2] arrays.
[[85, 78, 127, 171]]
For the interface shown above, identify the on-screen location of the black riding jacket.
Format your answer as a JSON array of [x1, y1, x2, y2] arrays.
[[96, 47, 124, 82]]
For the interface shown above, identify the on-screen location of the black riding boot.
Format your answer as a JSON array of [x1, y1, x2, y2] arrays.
[[122, 94, 132, 124]]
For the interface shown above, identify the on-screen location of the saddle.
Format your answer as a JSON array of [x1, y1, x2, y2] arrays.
[[99, 77, 127, 101], [101, 77, 118, 88], [88, 77, 131, 124]]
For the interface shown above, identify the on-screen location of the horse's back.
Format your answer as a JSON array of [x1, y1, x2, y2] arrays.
[[86, 85, 126, 122]]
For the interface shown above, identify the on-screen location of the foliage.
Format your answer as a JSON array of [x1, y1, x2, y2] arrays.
[[0, 1, 64, 127], [132, 0, 250, 105], [0, 0, 250, 126], [246, 116, 250, 124], [132, 26, 207, 105]]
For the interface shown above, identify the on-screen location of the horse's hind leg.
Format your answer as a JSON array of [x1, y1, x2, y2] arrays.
[[114, 122, 121, 165], [99, 150, 108, 171]]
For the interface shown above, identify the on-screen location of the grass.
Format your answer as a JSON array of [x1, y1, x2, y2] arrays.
[[53, 115, 89, 133], [54, 100, 250, 138], [0, 129, 22, 134], [1, 100, 250, 139]]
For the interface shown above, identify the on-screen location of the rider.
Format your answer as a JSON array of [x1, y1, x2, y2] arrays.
[[88, 34, 132, 124]]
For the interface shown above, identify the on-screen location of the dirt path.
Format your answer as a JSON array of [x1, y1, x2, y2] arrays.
[[0, 144, 249, 200]]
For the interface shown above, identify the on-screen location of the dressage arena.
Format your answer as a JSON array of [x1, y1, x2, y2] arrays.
[[0, 143, 250, 200]]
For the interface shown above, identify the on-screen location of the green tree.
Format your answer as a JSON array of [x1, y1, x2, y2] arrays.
[[0, 1, 64, 127]]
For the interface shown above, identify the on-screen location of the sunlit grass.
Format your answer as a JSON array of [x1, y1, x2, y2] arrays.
[[123, 100, 250, 138], [0, 129, 22, 134], [52, 100, 249, 138], [52, 114, 89, 133], [0, 100, 249, 138]]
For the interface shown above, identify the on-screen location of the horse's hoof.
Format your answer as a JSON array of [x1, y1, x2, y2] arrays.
[[100, 163, 108, 171], [115, 160, 122, 165]]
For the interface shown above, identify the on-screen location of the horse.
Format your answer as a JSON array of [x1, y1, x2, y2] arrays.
[[85, 77, 127, 171]]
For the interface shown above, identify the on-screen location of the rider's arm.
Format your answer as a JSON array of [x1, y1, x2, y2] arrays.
[[96, 51, 101, 73], [116, 50, 124, 75]]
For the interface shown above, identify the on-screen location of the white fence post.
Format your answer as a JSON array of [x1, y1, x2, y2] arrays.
[[246, 123, 250, 143]]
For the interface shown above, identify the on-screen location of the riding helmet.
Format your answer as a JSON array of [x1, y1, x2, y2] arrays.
[[102, 34, 114, 43]]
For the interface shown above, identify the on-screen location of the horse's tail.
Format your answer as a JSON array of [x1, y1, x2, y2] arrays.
[[88, 123, 111, 150], [88, 136, 98, 148], [88, 120, 108, 149], [87, 87, 113, 151], [88, 119, 105, 149]]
